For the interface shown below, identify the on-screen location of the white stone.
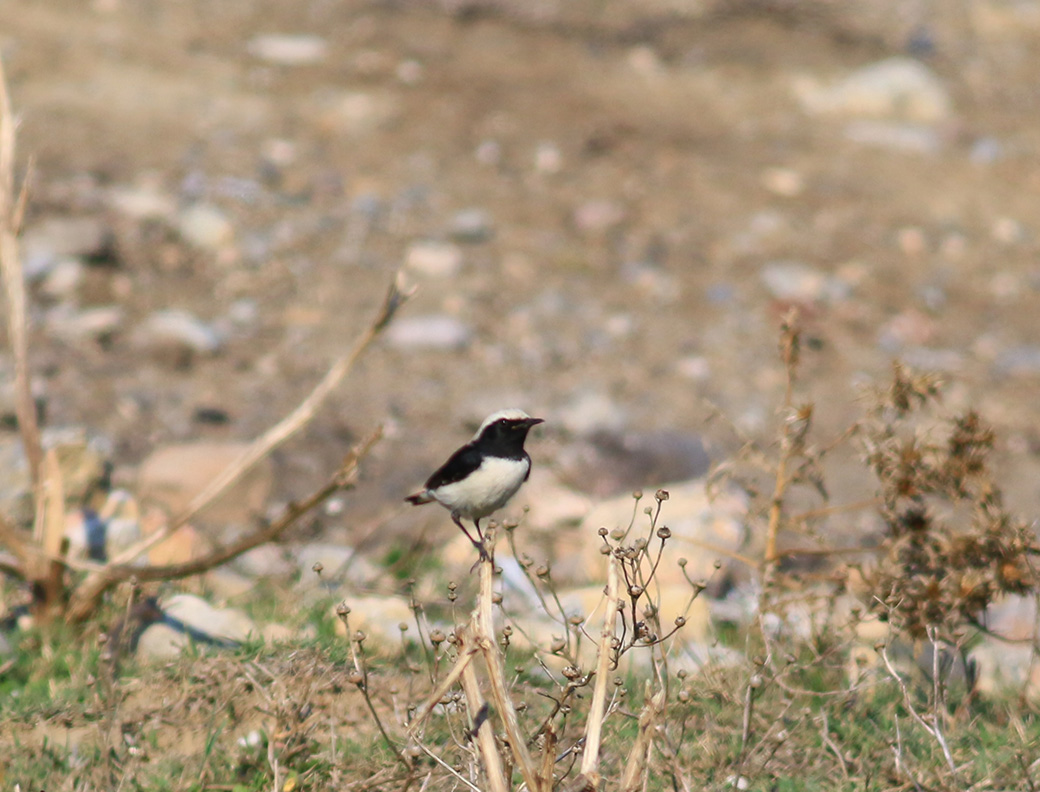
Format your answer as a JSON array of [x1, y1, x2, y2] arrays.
[[794, 57, 951, 122], [247, 34, 328, 66], [405, 241, 463, 278], [178, 203, 234, 250], [386, 315, 473, 351], [161, 593, 258, 645], [138, 309, 224, 355]]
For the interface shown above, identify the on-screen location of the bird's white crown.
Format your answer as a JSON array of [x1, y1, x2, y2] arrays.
[[473, 408, 533, 439]]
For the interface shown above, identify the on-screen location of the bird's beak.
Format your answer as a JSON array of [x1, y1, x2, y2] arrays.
[[526, 417, 545, 427]]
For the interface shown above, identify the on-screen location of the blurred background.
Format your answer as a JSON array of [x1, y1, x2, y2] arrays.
[[1, 0, 1039, 561]]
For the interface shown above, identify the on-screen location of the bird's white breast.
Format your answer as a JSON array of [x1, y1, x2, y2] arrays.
[[431, 456, 530, 519]]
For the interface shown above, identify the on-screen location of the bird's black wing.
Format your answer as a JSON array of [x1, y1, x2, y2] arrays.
[[424, 442, 484, 490]]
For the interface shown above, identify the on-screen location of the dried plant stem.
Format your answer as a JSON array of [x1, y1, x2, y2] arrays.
[[109, 275, 412, 570], [413, 742, 482, 792], [878, 643, 957, 777], [474, 542, 542, 792], [0, 52, 43, 581], [575, 552, 621, 791], [458, 627, 509, 792], [65, 428, 382, 622], [619, 686, 666, 792], [408, 646, 479, 735], [0, 57, 42, 505]]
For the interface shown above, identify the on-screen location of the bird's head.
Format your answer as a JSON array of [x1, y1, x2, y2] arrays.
[[473, 408, 544, 445]]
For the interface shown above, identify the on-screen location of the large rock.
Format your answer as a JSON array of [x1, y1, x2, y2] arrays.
[[794, 57, 951, 123], [136, 441, 274, 526], [137, 593, 258, 660]]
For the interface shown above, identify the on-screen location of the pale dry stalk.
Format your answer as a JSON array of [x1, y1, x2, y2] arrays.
[[619, 685, 666, 792], [108, 274, 413, 569], [65, 427, 382, 621], [0, 56, 41, 569], [458, 625, 510, 792], [474, 541, 543, 792], [573, 551, 621, 791], [407, 645, 479, 735]]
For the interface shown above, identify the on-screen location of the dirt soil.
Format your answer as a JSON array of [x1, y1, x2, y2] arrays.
[[1, 0, 1040, 550]]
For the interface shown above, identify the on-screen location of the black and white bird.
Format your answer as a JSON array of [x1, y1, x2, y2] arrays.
[[405, 409, 543, 557]]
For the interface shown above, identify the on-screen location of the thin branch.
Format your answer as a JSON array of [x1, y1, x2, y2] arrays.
[[65, 428, 381, 622], [619, 686, 666, 792], [474, 537, 543, 792], [408, 646, 479, 735], [878, 643, 958, 777], [413, 742, 482, 792], [108, 272, 413, 569], [458, 625, 509, 792], [575, 551, 621, 790], [0, 56, 43, 505]]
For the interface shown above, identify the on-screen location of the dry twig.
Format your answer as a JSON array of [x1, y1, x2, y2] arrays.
[[573, 552, 621, 791], [65, 427, 382, 621], [473, 539, 543, 792]]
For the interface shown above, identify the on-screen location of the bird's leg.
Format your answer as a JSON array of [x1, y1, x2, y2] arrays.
[[473, 518, 484, 540], [452, 513, 490, 561]]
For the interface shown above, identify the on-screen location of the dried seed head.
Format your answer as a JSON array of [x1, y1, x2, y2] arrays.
[[430, 629, 446, 645], [399, 622, 409, 633], [562, 666, 581, 680], [312, 562, 324, 575], [348, 670, 364, 686], [568, 615, 583, 626], [492, 592, 503, 604], [678, 558, 688, 568], [674, 616, 686, 627], [598, 527, 609, 537], [610, 528, 625, 541], [676, 669, 688, 680], [354, 630, 367, 643], [655, 489, 670, 502], [634, 537, 647, 551], [502, 625, 513, 637], [633, 490, 643, 500], [536, 565, 550, 579], [515, 701, 527, 711], [713, 560, 722, 570], [335, 603, 351, 622], [600, 545, 611, 555], [656, 526, 672, 540], [613, 677, 624, 686], [643, 506, 653, 515], [504, 518, 519, 531], [628, 585, 644, 598], [678, 689, 690, 703], [447, 581, 458, 591]]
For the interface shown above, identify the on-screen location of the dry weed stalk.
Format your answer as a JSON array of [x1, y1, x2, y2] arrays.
[[0, 55, 413, 622]]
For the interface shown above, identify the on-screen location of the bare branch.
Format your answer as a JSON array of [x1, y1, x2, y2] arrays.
[[0, 56, 43, 501], [458, 625, 510, 792], [408, 646, 479, 735], [108, 273, 413, 569], [65, 427, 382, 622], [575, 551, 621, 790]]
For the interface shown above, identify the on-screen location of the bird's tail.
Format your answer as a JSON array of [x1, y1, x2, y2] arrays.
[[405, 491, 433, 506]]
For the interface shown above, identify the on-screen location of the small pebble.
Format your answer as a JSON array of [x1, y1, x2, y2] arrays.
[[386, 315, 473, 351], [405, 241, 463, 278], [177, 203, 234, 250], [139, 309, 224, 356], [247, 34, 328, 66], [449, 209, 493, 243]]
